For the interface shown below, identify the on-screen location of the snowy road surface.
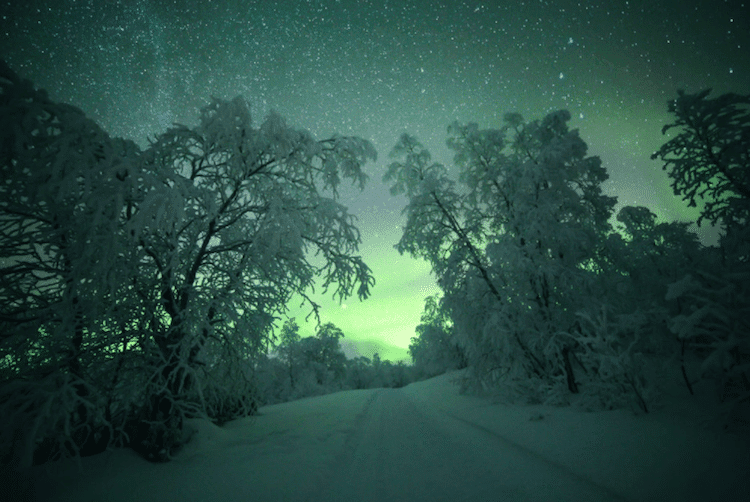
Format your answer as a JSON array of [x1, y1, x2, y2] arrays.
[[303, 389, 626, 502], [31, 372, 750, 501]]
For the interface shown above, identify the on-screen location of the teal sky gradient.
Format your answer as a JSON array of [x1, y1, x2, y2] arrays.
[[2, 0, 748, 361]]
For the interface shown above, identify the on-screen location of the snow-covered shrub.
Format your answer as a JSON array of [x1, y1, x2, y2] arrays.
[[122, 387, 193, 463], [288, 367, 331, 400], [253, 355, 294, 405], [600, 206, 704, 356], [666, 270, 750, 428], [195, 361, 259, 426], [563, 307, 654, 413], [0, 373, 107, 468]]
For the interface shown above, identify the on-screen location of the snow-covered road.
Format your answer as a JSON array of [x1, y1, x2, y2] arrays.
[[30, 371, 749, 501], [304, 388, 627, 502]]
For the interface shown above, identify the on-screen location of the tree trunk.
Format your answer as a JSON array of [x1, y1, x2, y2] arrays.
[[680, 339, 694, 396], [129, 323, 190, 463], [562, 346, 579, 394]]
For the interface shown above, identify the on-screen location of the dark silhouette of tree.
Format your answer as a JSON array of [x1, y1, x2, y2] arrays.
[[1, 60, 141, 466], [652, 89, 750, 235]]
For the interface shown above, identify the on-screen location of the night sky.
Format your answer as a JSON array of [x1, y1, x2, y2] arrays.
[[2, 0, 748, 361]]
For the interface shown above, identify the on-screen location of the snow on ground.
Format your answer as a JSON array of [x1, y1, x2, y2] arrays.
[[26, 370, 750, 502], [401, 371, 750, 502]]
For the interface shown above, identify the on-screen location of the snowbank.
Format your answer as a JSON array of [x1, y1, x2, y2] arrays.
[[403, 370, 750, 502]]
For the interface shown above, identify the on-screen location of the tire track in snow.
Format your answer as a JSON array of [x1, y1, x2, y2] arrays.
[[303, 389, 382, 502], [308, 389, 527, 501], [437, 410, 633, 502]]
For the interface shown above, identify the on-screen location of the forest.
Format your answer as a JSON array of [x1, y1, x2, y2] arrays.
[[1, 59, 748, 469]]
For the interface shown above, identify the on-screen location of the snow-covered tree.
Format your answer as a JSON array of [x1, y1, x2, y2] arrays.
[[601, 206, 703, 347], [0, 60, 143, 467], [276, 318, 302, 389], [653, 90, 750, 424], [270, 320, 346, 397], [0, 61, 377, 465], [409, 296, 466, 378], [127, 96, 376, 459], [387, 361, 411, 388], [344, 356, 375, 390], [312, 322, 347, 383], [386, 110, 617, 398]]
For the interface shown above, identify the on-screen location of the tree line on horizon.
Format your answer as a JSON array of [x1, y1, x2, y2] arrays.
[[1, 59, 748, 468], [257, 318, 413, 405]]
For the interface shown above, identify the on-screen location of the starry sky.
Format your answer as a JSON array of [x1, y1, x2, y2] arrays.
[[2, 0, 748, 361]]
